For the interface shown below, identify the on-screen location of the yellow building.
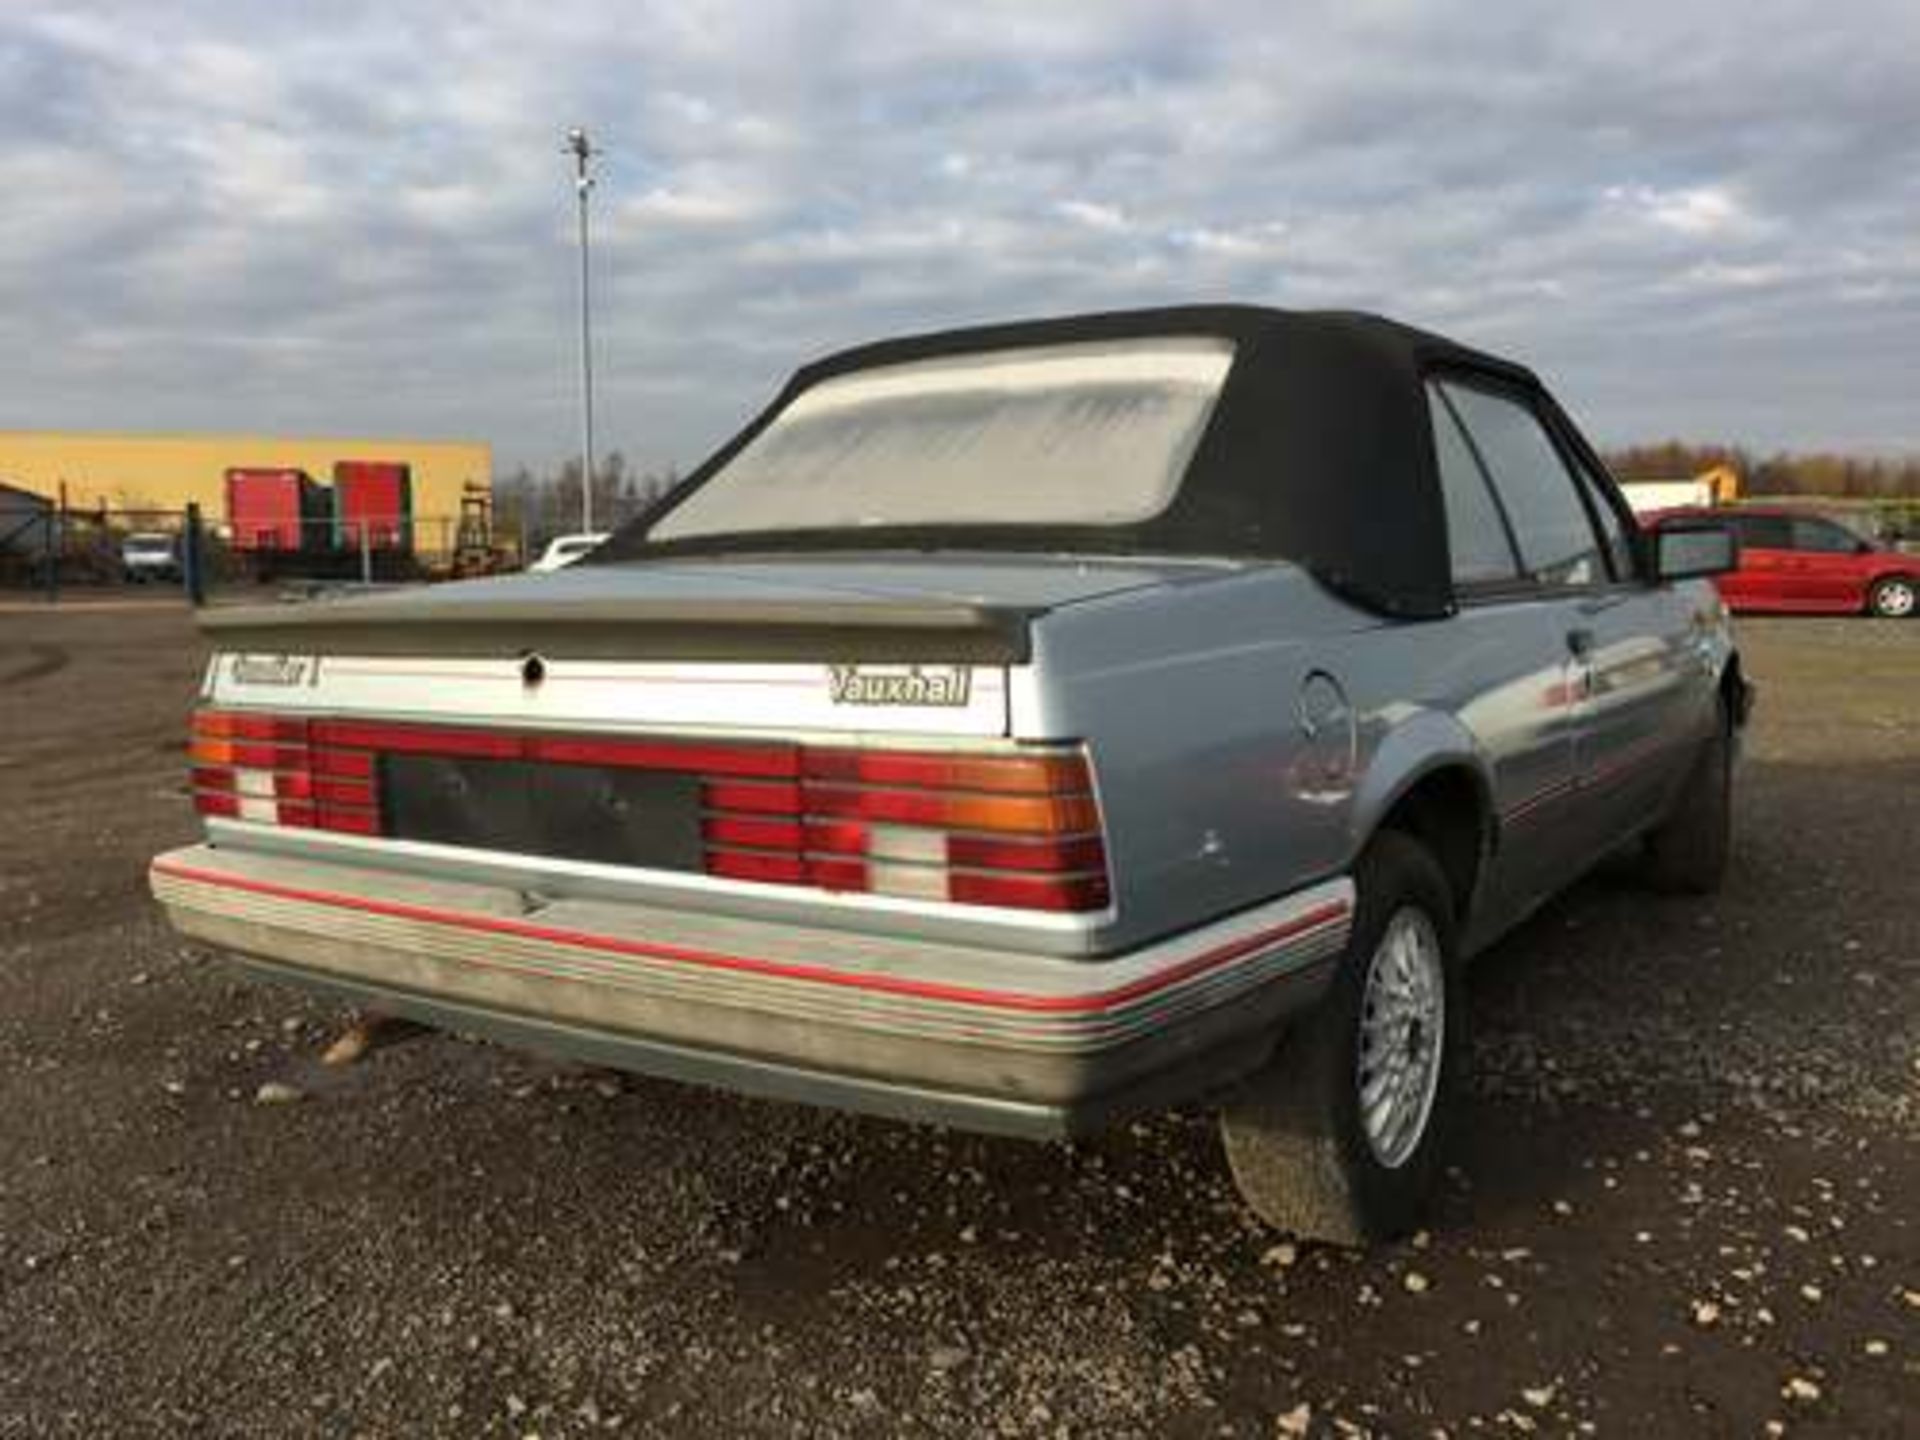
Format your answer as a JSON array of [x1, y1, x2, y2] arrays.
[[0, 430, 491, 553]]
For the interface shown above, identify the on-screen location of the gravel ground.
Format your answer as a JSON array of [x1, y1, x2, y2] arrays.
[[0, 604, 1913, 1438]]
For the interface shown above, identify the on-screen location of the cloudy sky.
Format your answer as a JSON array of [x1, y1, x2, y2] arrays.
[[3, 1, 1917, 473]]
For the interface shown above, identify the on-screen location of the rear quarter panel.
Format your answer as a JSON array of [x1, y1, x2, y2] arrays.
[[1025, 570, 1683, 955], [1024, 568, 1537, 953], [1022, 570, 1367, 952]]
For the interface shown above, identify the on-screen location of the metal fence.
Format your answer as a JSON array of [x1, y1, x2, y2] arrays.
[[0, 504, 525, 601], [0, 505, 190, 600], [197, 511, 522, 586]]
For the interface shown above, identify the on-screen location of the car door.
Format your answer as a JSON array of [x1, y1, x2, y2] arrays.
[[1727, 513, 1795, 610], [1788, 516, 1870, 611], [1551, 432, 1722, 836], [1421, 383, 1581, 929], [1435, 377, 1707, 868]]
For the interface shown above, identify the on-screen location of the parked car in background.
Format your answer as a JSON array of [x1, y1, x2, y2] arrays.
[[1648, 505, 1918, 617], [120, 531, 180, 583], [150, 306, 1747, 1244], [530, 531, 610, 572]]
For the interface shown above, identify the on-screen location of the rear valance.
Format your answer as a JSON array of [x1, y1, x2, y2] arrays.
[[199, 593, 1035, 664]]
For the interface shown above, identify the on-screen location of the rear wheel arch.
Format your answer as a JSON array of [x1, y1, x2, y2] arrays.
[[1367, 763, 1492, 930], [1220, 829, 1467, 1243]]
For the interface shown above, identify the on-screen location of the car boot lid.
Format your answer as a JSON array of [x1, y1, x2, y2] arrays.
[[199, 554, 1239, 665]]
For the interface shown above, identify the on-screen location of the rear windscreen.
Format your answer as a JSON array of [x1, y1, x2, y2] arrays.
[[648, 337, 1234, 542]]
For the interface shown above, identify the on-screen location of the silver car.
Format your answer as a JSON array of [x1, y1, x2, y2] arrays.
[[150, 307, 1748, 1243], [122, 531, 181, 583]]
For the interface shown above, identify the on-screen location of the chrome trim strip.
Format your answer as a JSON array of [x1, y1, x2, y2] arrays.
[[231, 956, 1095, 1139], [216, 956, 1296, 1140], [151, 845, 1352, 1053]]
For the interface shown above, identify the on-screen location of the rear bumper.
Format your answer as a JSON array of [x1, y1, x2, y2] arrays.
[[149, 844, 1351, 1138]]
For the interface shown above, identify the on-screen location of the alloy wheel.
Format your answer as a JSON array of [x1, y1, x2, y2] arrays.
[[1355, 905, 1446, 1169]]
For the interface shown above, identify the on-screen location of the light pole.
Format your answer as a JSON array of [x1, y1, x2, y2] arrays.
[[565, 126, 599, 534]]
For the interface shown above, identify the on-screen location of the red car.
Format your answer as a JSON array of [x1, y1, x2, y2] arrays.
[[1648, 506, 1917, 617]]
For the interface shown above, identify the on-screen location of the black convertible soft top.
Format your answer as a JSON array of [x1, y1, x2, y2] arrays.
[[599, 305, 1560, 619]]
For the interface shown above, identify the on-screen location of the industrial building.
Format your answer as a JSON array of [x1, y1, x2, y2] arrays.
[[1, 480, 51, 557], [0, 430, 491, 542]]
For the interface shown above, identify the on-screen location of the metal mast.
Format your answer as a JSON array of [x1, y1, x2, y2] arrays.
[[565, 127, 599, 533]]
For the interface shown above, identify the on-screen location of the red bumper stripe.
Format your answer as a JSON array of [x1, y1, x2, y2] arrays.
[[150, 858, 1348, 1017]]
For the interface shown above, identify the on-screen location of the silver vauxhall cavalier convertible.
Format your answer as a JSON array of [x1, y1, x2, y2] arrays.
[[151, 307, 1748, 1243]]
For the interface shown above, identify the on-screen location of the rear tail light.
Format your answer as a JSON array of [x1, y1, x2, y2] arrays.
[[704, 745, 1110, 913], [188, 710, 1110, 915], [189, 711, 383, 836]]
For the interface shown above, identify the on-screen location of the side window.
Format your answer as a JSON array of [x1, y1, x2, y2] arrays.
[[1736, 514, 1792, 550], [1439, 381, 1605, 586], [1789, 517, 1860, 554], [1426, 384, 1521, 584], [1568, 453, 1637, 580]]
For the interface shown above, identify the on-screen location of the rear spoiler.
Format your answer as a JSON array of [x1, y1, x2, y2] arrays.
[[199, 593, 1037, 664]]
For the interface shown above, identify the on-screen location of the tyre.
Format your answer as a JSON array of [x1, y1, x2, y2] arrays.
[[1867, 575, 1916, 618], [1640, 698, 1732, 894], [1218, 831, 1465, 1246]]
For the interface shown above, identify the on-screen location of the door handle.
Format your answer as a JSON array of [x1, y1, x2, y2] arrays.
[[1566, 627, 1596, 657]]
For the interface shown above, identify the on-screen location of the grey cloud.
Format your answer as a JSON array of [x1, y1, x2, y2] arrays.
[[1, 0, 1916, 467]]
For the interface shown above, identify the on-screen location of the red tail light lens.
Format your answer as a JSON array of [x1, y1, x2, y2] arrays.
[[189, 711, 383, 836], [705, 744, 1110, 913], [188, 710, 1110, 915]]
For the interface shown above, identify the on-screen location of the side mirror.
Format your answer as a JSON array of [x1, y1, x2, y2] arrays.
[[1652, 522, 1738, 581]]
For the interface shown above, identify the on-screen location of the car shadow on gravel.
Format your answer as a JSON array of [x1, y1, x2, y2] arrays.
[[131, 738, 1916, 1321], [226, 782, 1803, 1281], [684, 743, 1918, 1258]]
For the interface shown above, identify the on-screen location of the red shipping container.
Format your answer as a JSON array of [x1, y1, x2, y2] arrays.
[[226, 468, 327, 552], [332, 461, 413, 552]]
